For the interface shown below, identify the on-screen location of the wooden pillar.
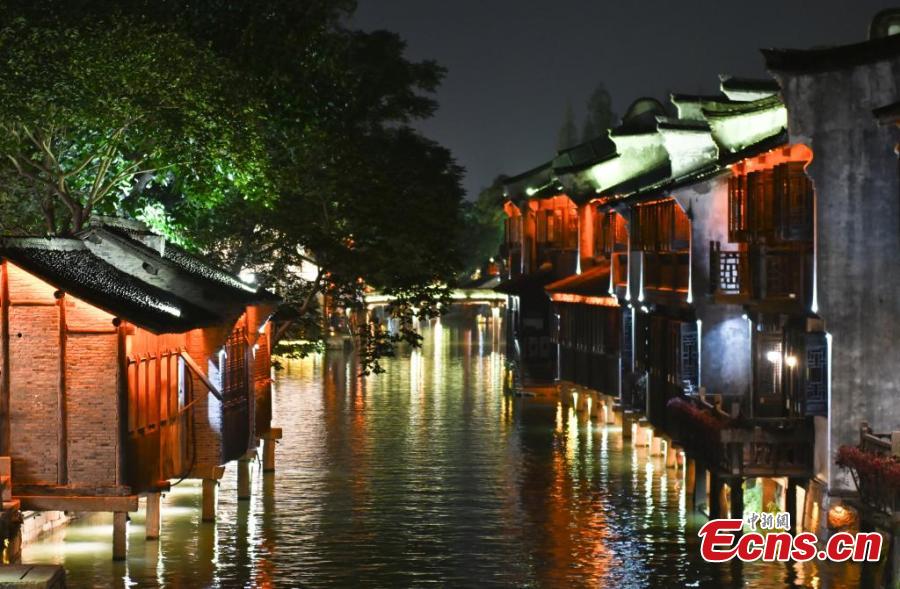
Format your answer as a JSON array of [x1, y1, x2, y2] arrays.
[[263, 439, 276, 473], [56, 292, 67, 486], [6, 513, 21, 564], [786, 479, 798, 532], [606, 401, 616, 425], [112, 511, 127, 561], [709, 473, 724, 519], [589, 394, 600, 419], [666, 442, 678, 469], [0, 261, 10, 457], [685, 459, 697, 508], [201, 479, 217, 523], [695, 464, 709, 511], [621, 411, 632, 440], [650, 432, 663, 456], [730, 479, 744, 520], [762, 478, 777, 512], [238, 457, 252, 501], [145, 492, 161, 540], [576, 391, 587, 414], [634, 420, 650, 447]]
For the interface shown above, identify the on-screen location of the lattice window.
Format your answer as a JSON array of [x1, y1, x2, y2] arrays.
[[717, 251, 746, 294], [679, 322, 699, 386], [804, 332, 827, 416], [127, 350, 184, 435], [222, 328, 248, 402], [621, 307, 633, 369]]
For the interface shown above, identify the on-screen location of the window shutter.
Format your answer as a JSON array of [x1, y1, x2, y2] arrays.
[[621, 307, 633, 370], [678, 321, 699, 387], [804, 332, 828, 416]]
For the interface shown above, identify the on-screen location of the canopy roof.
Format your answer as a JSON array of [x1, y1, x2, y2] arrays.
[[0, 238, 220, 333], [1, 218, 280, 334], [545, 264, 612, 297]]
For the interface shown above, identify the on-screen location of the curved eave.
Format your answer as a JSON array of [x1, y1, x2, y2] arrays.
[[763, 34, 900, 74]]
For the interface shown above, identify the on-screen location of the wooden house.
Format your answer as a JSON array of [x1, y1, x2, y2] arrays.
[[0, 217, 279, 559], [499, 81, 819, 526], [764, 14, 900, 550], [498, 138, 615, 382]]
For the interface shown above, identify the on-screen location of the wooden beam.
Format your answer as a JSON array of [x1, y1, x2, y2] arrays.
[[16, 494, 139, 512], [8, 300, 56, 307], [57, 295, 67, 485], [260, 427, 283, 441], [116, 324, 128, 487], [189, 465, 226, 481], [179, 351, 224, 402], [0, 261, 9, 456], [67, 328, 118, 335]]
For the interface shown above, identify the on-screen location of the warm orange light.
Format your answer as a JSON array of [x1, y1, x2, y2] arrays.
[[550, 293, 619, 307], [827, 504, 857, 529], [503, 201, 522, 218], [731, 143, 813, 176]]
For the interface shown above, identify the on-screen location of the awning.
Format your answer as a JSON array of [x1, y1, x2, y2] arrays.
[[544, 264, 619, 307], [494, 267, 554, 296]]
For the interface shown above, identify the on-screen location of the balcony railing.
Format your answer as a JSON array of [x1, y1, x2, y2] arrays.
[[536, 245, 578, 278], [836, 423, 900, 515], [614, 253, 628, 289], [643, 252, 689, 292], [667, 396, 813, 478], [710, 242, 809, 304]]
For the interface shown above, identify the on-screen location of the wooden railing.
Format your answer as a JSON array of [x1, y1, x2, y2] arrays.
[[719, 418, 813, 478], [643, 252, 689, 292], [536, 245, 578, 278], [667, 395, 813, 477], [859, 422, 900, 455], [840, 422, 900, 515]]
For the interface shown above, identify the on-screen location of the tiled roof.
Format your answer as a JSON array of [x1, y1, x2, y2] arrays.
[[763, 33, 900, 74], [0, 238, 221, 333]]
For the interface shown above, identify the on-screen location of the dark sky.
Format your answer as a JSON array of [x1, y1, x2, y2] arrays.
[[353, 1, 896, 198]]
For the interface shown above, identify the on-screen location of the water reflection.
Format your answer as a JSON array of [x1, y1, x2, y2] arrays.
[[23, 320, 863, 587]]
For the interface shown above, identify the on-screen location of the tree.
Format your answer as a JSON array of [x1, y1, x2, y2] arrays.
[[0, 0, 466, 374], [158, 3, 462, 373], [557, 101, 578, 151], [581, 83, 617, 143], [0, 13, 265, 235], [457, 177, 507, 279]]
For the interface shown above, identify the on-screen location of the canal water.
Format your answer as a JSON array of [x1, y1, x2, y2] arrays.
[[23, 320, 864, 587]]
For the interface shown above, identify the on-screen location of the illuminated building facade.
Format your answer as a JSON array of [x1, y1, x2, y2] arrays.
[[0, 216, 279, 560], [498, 14, 900, 557]]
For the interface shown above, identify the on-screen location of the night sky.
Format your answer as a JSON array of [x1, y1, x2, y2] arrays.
[[353, 0, 897, 198]]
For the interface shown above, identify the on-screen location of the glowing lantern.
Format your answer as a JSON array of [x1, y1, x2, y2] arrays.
[[827, 504, 857, 529]]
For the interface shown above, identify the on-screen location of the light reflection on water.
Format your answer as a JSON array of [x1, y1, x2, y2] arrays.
[[23, 321, 864, 587]]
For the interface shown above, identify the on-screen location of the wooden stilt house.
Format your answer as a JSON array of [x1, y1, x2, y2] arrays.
[[0, 217, 278, 515]]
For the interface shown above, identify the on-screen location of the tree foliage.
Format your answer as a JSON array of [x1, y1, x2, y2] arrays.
[[457, 177, 507, 279], [0, 0, 466, 374], [0, 12, 265, 234]]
